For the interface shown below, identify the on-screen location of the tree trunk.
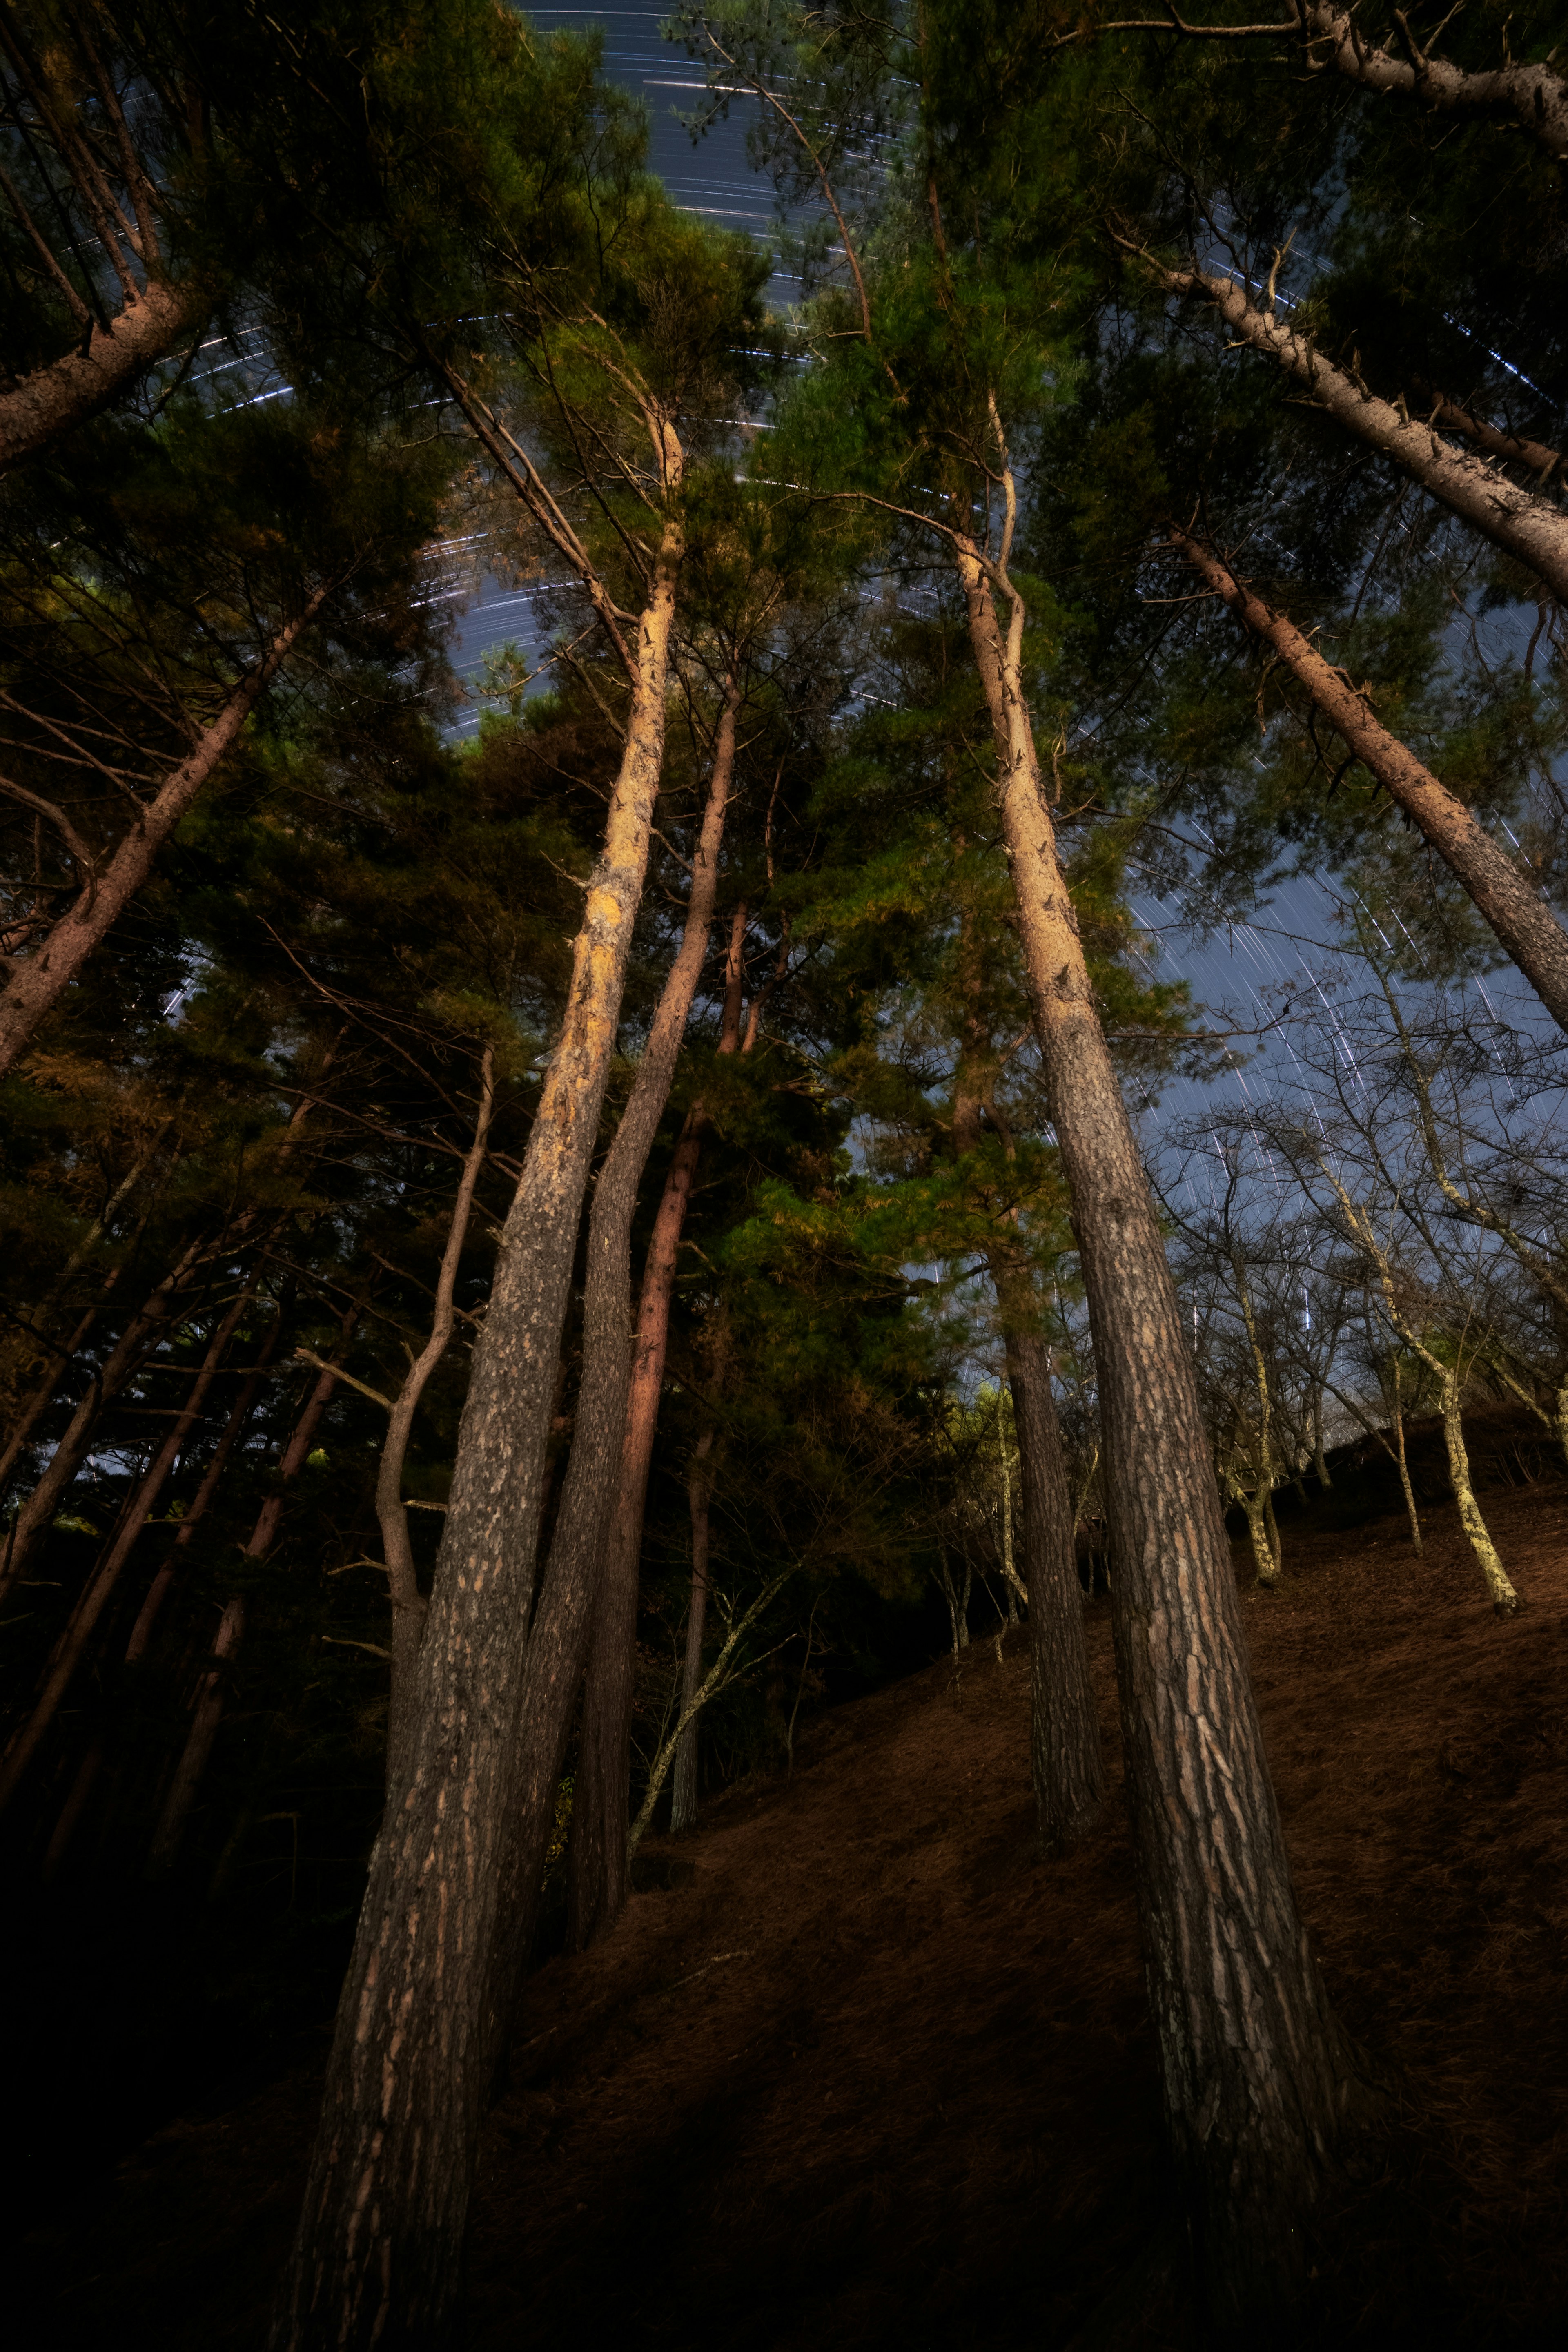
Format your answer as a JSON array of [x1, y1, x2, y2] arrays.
[[1166, 266, 1568, 602], [1438, 1367, 1519, 1613], [956, 497, 1361, 2335], [1292, 2, 1568, 160], [0, 1133, 167, 1487], [143, 1593, 246, 1878], [122, 1287, 291, 1665], [1007, 1329, 1104, 1850], [1312, 1388, 1332, 1492], [1170, 526, 1568, 1038], [949, 875, 1102, 1848], [0, 277, 201, 473], [669, 1427, 717, 1837], [0, 1232, 213, 1598], [381, 1053, 495, 1795], [0, 585, 331, 1077], [142, 1312, 358, 1877], [486, 686, 735, 1981], [0, 1268, 258, 1813], [270, 484, 685, 2352], [998, 1435, 1020, 1623], [568, 885, 749, 1949]]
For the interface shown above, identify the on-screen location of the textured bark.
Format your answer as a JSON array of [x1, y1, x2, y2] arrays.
[[270, 471, 685, 2352], [0, 1269, 258, 1814], [668, 1427, 717, 1837], [955, 489, 1358, 2332], [381, 1053, 495, 1795], [1295, 1, 1568, 158], [552, 687, 736, 1945], [1417, 391, 1562, 484], [1437, 1368, 1518, 1612], [1164, 265, 1568, 603], [568, 888, 750, 1946], [1139, 4, 1568, 157], [0, 1231, 213, 1599], [1172, 526, 1568, 1038], [486, 706, 734, 1986], [0, 586, 330, 1077], [1007, 1329, 1105, 1849], [0, 278, 200, 472], [951, 883, 1102, 1848]]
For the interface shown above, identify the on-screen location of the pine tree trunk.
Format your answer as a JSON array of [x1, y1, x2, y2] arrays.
[[0, 1136, 166, 1488], [1165, 265, 1568, 602], [0, 586, 330, 1077], [270, 494, 685, 2352], [1006, 1329, 1104, 1850], [568, 895, 749, 1948], [381, 1054, 494, 1795], [0, 278, 201, 472], [1171, 526, 1568, 1038], [143, 1592, 246, 1877], [956, 512, 1361, 2336], [669, 1427, 717, 1837], [949, 881, 1102, 1849], [0, 1231, 212, 1597], [0, 1269, 257, 1813], [488, 684, 736, 1990], [122, 1289, 291, 1665], [142, 1317, 356, 1876]]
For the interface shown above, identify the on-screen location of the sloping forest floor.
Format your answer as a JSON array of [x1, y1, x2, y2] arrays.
[[8, 1451, 1568, 2350]]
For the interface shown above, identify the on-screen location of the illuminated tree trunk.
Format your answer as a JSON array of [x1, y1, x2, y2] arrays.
[[0, 279, 200, 473], [0, 586, 330, 1077], [1163, 267, 1568, 603], [486, 682, 737, 1991], [270, 487, 685, 2352], [951, 890, 1102, 1848], [568, 889, 749, 1947], [956, 479, 1361, 2334], [1171, 527, 1568, 1039], [380, 1053, 494, 1794]]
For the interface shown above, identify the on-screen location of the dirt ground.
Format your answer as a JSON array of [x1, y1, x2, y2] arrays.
[[9, 1474, 1568, 2350]]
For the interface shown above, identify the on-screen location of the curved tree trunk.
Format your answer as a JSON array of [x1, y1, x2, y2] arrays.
[[956, 484, 1361, 2334], [1170, 526, 1568, 1037], [567, 892, 749, 1946], [0, 584, 331, 1077], [269, 483, 686, 2352]]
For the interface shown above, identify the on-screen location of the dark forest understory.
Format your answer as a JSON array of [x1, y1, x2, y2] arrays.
[[11, 1466, 1566, 2352]]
